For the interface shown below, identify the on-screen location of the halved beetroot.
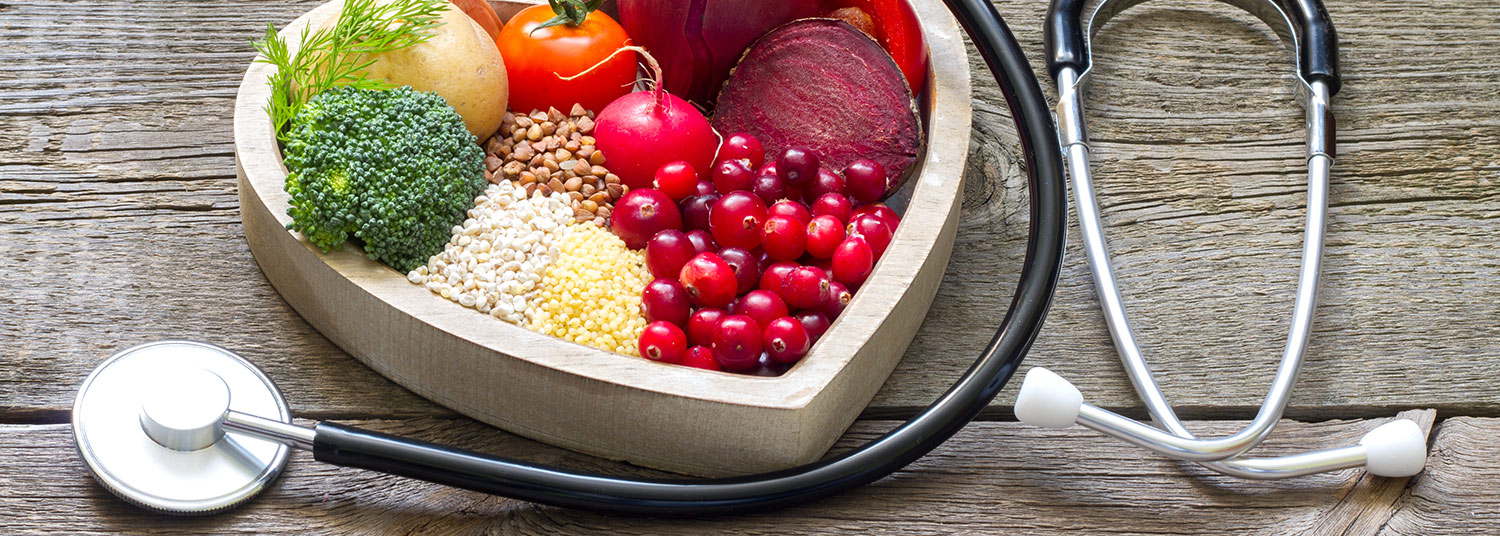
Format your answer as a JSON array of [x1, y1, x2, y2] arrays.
[[713, 19, 923, 196]]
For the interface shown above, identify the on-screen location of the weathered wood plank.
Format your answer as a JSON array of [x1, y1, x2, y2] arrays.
[[2, 0, 1497, 422], [1380, 417, 1500, 535], [0, 411, 1434, 535]]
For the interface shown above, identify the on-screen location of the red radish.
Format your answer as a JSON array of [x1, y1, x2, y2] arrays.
[[593, 49, 718, 191], [681, 346, 722, 371], [612, 189, 682, 249], [687, 308, 727, 348], [639, 321, 687, 364]]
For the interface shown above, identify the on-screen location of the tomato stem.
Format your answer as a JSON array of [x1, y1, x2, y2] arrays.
[[531, 0, 605, 33]]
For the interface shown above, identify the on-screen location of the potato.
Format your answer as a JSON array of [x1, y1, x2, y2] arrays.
[[314, 3, 509, 139]]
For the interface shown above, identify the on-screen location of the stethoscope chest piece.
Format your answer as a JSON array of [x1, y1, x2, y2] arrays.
[[72, 341, 292, 515]]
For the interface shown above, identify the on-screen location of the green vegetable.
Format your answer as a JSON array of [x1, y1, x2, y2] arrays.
[[253, 0, 448, 141], [281, 86, 486, 272]]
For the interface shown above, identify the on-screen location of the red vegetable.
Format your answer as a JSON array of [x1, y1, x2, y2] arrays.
[[593, 51, 719, 191], [822, 0, 929, 92], [617, 0, 820, 107], [714, 19, 923, 193]]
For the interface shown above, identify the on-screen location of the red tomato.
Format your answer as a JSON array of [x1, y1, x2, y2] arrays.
[[496, 5, 636, 115], [822, 0, 929, 93], [449, 0, 502, 42]]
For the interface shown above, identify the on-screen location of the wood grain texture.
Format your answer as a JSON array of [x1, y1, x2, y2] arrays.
[[2, 0, 1496, 423], [0, 411, 1435, 535], [1380, 417, 1500, 535]]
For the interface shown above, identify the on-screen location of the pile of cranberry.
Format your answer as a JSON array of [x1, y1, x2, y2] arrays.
[[610, 133, 901, 375]]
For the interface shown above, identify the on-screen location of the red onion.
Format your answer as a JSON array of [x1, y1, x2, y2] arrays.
[[617, 0, 820, 107]]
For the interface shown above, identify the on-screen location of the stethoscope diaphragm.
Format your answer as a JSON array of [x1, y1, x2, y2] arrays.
[[71, 341, 293, 514]]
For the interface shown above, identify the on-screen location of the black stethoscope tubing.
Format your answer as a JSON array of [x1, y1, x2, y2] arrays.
[[307, 0, 1068, 516]]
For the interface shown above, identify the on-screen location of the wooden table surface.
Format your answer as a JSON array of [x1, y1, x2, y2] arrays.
[[3, 0, 1497, 533]]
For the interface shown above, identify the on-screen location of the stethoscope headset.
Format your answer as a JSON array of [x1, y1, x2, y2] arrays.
[[70, 0, 1425, 518]]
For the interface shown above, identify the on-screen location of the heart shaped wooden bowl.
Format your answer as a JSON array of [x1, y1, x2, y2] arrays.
[[235, 0, 971, 476]]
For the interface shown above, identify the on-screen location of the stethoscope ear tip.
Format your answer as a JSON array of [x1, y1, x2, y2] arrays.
[[1014, 367, 1083, 429], [1360, 419, 1428, 478]]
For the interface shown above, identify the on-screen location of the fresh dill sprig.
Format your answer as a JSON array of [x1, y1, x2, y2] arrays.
[[253, 0, 448, 141]]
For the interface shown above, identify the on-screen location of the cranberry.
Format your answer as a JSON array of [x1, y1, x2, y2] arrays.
[[751, 355, 786, 377], [759, 261, 798, 293], [680, 346, 721, 371], [824, 280, 853, 319], [641, 278, 692, 326], [709, 191, 767, 250], [843, 159, 889, 203], [733, 290, 789, 328], [645, 230, 696, 280], [795, 311, 832, 342], [694, 180, 716, 197], [768, 200, 812, 227], [760, 214, 807, 261], [852, 203, 900, 231], [638, 321, 687, 364], [711, 315, 764, 370], [757, 249, 774, 271], [716, 246, 760, 295], [685, 229, 717, 255], [806, 168, 846, 202], [757, 160, 778, 178], [777, 147, 820, 189], [719, 132, 766, 169], [831, 236, 874, 288], [781, 266, 831, 310], [687, 308, 726, 348], [612, 189, 682, 249], [806, 255, 833, 273], [810, 193, 853, 223], [712, 159, 755, 194], [763, 317, 811, 364], [750, 173, 787, 205], [679, 253, 737, 308], [848, 214, 893, 258], [679, 193, 719, 232], [805, 215, 846, 259], [653, 161, 699, 202]]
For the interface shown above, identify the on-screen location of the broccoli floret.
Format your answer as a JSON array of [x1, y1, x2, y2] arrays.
[[281, 86, 486, 273]]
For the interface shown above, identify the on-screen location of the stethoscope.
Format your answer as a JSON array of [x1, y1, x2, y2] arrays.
[[68, 0, 1419, 519], [70, 0, 1069, 516], [1014, 0, 1426, 479]]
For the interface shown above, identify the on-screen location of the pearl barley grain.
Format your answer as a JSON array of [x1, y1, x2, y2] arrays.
[[408, 181, 573, 326]]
